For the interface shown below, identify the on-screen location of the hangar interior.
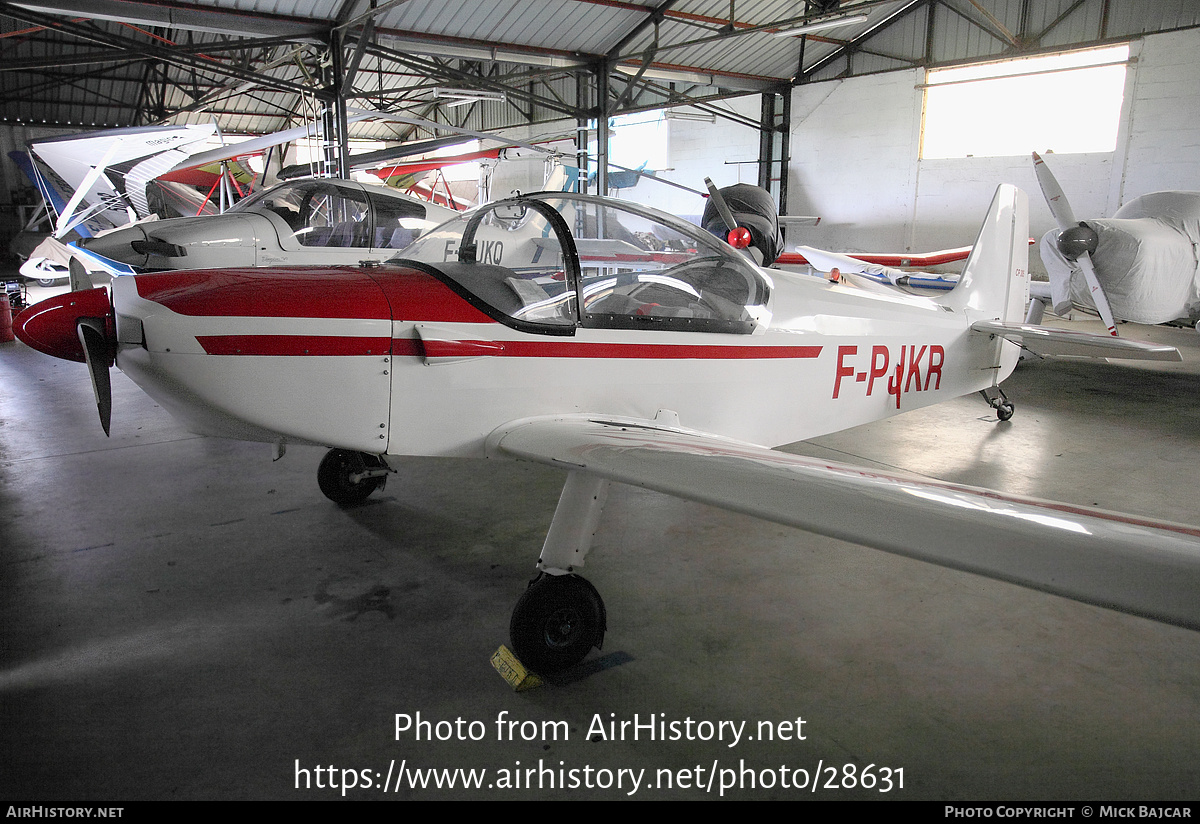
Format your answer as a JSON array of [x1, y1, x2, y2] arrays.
[[2, 0, 1200, 801]]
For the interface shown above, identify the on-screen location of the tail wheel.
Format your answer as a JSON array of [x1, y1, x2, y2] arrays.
[[510, 574, 606, 674], [317, 449, 386, 506]]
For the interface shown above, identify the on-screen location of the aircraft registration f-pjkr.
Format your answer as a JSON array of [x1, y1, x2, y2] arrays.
[[14, 183, 1200, 674]]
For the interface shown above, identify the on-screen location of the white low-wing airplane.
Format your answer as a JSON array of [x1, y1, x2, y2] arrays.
[[71, 178, 459, 280], [14, 184, 1200, 674]]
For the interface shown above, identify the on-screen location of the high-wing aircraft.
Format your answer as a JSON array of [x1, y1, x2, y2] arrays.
[[15, 116, 398, 284], [68, 178, 458, 282], [14, 183, 1200, 675], [24, 124, 222, 238], [1032, 151, 1200, 332]]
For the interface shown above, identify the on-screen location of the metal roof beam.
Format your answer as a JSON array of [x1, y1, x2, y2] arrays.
[[6, 0, 323, 40], [371, 26, 594, 69], [339, 17, 374, 97], [0, 3, 321, 98], [632, 0, 900, 57], [800, 0, 925, 82], [606, 0, 676, 58], [963, 0, 1019, 47], [1032, 0, 1091, 45], [366, 43, 581, 118], [0, 33, 308, 70]]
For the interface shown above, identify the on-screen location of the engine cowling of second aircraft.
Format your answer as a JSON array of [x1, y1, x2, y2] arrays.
[[79, 214, 261, 270]]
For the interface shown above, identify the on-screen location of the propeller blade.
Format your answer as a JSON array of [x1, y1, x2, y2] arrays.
[[1032, 151, 1078, 230], [1032, 152, 1119, 337], [77, 318, 112, 436], [1074, 252, 1119, 337], [703, 177, 739, 234]]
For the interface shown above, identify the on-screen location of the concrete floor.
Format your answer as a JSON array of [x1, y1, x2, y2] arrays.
[[2, 282, 1199, 800]]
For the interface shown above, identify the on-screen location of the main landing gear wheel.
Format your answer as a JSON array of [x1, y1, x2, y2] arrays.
[[317, 449, 387, 506], [979, 387, 1015, 422], [510, 573, 606, 674]]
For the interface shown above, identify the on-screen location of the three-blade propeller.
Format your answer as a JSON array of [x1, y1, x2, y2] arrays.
[[1032, 152, 1118, 336]]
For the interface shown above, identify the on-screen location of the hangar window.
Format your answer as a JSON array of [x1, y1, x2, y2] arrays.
[[921, 45, 1130, 159]]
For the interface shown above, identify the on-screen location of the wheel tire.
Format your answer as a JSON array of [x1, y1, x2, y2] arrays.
[[317, 448, 385, 506], [510, 574, 606, 674], [37, 278, 57, 287], [997, 402, 1015, 422]]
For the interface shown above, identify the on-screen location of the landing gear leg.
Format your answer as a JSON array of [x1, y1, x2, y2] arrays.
[[979, 386, 1015, 421], [509, 471, 610, 673], [317, 449, 392, 506]]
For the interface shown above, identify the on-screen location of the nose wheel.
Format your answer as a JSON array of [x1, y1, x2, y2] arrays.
[[510, 573, 606, 674], [317, 449, 390, 506]]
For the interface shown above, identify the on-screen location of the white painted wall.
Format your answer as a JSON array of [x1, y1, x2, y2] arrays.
[[787, 28, 1200, 271], [655, 97, 763, 220]]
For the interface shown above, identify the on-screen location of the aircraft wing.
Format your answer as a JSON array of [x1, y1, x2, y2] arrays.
[[371, 148, 502, 182], [777, 215, 821, 227], [776, 246, 972, 268], [486, 414, 1200, 632], [787, 244, 959, 290]]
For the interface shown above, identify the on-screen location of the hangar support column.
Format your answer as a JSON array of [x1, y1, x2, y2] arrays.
[[757, 88, 790, 213]]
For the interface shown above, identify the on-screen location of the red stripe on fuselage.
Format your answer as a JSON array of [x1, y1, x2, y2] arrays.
[[409, 339, 822, 360], [197, 335, 394, 356], [135, 267, 393, 319], [370, 267, 495, 324], [133, 265, 495, 324], [199, 335, 822, 361]]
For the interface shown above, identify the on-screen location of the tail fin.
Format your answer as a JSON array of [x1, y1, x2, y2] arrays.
[[939, 184, 1029, 323]]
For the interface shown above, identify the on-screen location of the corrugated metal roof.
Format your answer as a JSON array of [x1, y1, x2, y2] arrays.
[[0, 0, 1195, 137]]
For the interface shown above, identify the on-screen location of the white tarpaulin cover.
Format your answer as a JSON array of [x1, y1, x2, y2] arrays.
[[1040, 191, 1200, 325]]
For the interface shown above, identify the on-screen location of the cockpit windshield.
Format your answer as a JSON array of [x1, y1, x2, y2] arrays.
[[232, 180, 438, 251], [400, 193, 772, 334]]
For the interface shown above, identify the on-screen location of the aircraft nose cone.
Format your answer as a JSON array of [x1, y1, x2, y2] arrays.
[[14, 287, 113, 363]]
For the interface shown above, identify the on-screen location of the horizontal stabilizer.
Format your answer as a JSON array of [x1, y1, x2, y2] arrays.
[[487, 415, 1200, 632], [971, 320, 1181, 361]]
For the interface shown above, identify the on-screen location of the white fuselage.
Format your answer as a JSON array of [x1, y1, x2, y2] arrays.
[[109, 263, 1015, 457]]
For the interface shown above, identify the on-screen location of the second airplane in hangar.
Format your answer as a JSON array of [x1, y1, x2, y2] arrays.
[[15, 183, 1200, 674], [71, 177, 459, 281]]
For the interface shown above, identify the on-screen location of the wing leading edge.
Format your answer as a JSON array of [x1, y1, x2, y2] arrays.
[[487, 415, 1200, 632]]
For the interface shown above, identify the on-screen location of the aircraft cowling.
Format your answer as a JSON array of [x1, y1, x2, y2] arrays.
[[101, 266, 433, 450], [80, 214, 261, 270], [15, 286, 118, 434], [14, 287, 114, 364]]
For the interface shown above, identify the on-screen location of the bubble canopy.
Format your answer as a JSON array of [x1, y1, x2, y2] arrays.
[[398, 192, 773, 335]]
